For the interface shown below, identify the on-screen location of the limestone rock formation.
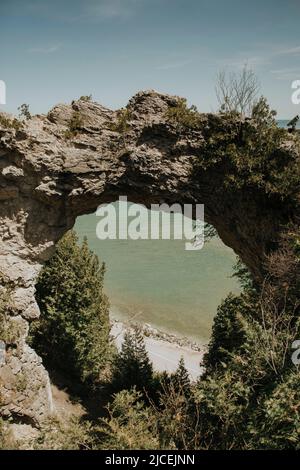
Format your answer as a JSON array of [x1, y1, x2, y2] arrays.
[[0, 90, 299, 424]]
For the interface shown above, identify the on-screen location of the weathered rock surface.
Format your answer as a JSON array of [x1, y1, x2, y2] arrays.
[[0, 90, 299, 424]]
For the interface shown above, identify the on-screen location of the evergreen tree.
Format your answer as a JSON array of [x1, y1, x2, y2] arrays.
[[29, 230, 112, 385], [111, 325, 153, 394], [172, 357, 191, 396]]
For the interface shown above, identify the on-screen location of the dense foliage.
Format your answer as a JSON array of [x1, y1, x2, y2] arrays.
[[98, 389, 161, 450], [29, 231, 112, 385], [99, 230, 300, 450], [166, 96, 300, 203], [2, 227, 300, 450], [166, 98, 202, 131], [191, 229, 300, 449], [201, 97, 299, 198]]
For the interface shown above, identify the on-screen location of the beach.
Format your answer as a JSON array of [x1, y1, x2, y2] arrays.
[[111, 321, 206, 381]]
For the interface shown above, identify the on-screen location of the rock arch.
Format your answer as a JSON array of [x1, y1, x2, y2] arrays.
[[0, 91, 297, 424]]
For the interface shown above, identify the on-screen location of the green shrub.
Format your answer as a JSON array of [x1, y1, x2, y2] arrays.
[[0, 114, 22, 131], [32, 416, 95, 450], [108, 108, 132, 133], [79, 95, 92, 102], [199, 97, 300, 199], [165, 98, 202, 131], [64, 111, 84, 139], [97, 389, 160, 450], [154, 381, 198, 450], [18, 103, 31, 120], [194, 369, 252, 449], [0, 280, 23, 345], [249, 371, 300, 449]]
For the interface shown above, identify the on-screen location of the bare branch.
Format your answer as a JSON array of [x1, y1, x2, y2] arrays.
[[215, 64, 260, 117]]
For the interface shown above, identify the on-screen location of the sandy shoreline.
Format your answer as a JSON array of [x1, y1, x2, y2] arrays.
[[110, 320, 207, 381]]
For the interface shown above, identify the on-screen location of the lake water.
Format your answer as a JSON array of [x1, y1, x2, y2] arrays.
[[75, 204, 240, 343]]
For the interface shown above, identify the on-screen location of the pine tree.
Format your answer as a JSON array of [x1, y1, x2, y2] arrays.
[[172, 357, 191, 396], [29, 230, 112, 385], [112, 325, 153, 394]]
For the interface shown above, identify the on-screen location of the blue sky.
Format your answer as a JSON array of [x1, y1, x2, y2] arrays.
[[1, 0, 300, 117]]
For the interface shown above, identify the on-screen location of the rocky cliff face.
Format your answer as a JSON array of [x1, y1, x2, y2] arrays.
[[0, 90, 299, 424]]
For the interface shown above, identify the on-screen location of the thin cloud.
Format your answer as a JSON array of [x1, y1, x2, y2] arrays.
[[4, 0, 144, 23], [217, 56, 269, 70], [270, 67, 300, 80], [84, 0, 143, 21], [28, 44, 61, 54], [156, 59, 192, 71], [217, 44, 300, 75], [275, 45, 300, 56]]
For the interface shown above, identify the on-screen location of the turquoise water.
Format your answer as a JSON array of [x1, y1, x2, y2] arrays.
[[75, 203, 239, 343]]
